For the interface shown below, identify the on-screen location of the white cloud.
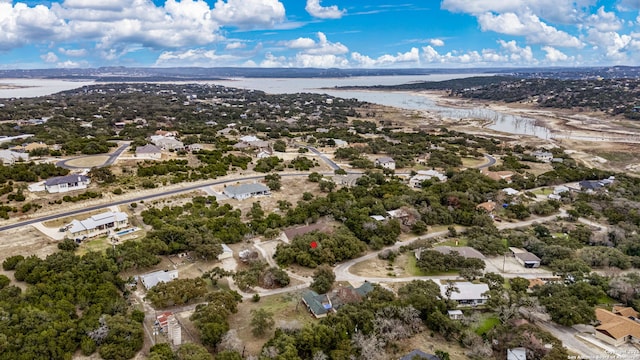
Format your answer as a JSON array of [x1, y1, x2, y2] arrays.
[[305, 0, 346, 19], [58, 47, 87, 56], [542, 46, 570, 62], [442, 0, 596, 24], [282, 37, 317, 49], [0, 2, 69, 50], [155, 48, 242, 67], [497, 40, 534, 62], [294, 53, 348, 68], [585, 29, 632, 59], [478, 11, 583, 47], [211, 0, 286, 28], [57, 60, 84, 68], [282, 32, 348, 55], [41, 52, 58, 63], [225, 42, 246, 50], [260, 52, 288, 67], [585, 6, 622, 32], [429, 38, 445, 47], [351, 48, 421, 67]]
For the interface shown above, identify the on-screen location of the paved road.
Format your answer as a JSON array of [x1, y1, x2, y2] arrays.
[[477, 153, 497, 169], [0, 173, 314, 232], [304, 145, 341, 170], [57, 141, 130, 170]]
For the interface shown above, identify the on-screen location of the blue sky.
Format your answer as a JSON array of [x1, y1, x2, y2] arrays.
[[1, 0, 640, 69]]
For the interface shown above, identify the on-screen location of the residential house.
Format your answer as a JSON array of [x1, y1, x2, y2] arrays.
[[140, 270, 179, 289], [476, 200, 497, 213], [43, 174, 91, 193], [302, 282, 374, 319], [256, 148, 273, 159], [332, 139, 348, 148], [223, 183, 270, 200], [440, 282, 489, 307], [188, 143, 203, 152], [431, 246, 486, 260], [370, 215, 386, 221], [135, 144, 162, 160], [409, 170, 447, 188], [150, 135, 184, 151], [375, 157, 396, 170], [502, 187, 520, 196], [386, 208, 411, 225], [595, 307, 640, 346], [509, 247, 541, 268], [580, 176, 616, 192], [67, 211, 128, 239], [0, 150, 29, 165], [554, 185, 570, 195], [532, 151, 553, 163]]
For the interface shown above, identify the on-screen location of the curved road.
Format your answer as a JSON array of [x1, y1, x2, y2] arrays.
[[477, 153, 497, 169], [57, 141, 131, 170]]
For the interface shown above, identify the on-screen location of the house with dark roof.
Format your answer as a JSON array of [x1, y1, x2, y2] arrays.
[[431, 246, 486, 260], [44, 174, 91, 193], [509, 247, 541, 268], [302, 282, 374, 318], [223, 183, 270, 200]]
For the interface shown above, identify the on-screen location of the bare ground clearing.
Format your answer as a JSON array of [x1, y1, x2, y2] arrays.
[[64, 155, 110, 168]]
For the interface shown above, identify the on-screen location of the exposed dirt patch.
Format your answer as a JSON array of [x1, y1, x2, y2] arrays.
[[0, 226, 58, 263]]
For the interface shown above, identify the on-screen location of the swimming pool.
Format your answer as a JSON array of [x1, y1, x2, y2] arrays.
[[115, 227, 139, 236]]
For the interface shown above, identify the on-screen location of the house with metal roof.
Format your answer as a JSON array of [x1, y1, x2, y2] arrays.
[[223, 183, 270, 200], [302, 291, 332, 318], [0, 149, 29, 165], [440, 282, 489, 307], [135, 144, 162, 160], [509, 247, 541, 268], [44, 174, 91, 193], [67, 211, 128, 239], [375, 156, 396, 170], [140, 270, 179, 290]]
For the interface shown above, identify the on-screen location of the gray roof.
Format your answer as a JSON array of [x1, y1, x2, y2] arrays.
[[140, 270, 178, 289], [515, 252, 541, 263], [400, 350, 439, 360], [136, 144, 162, 154], [68, 211, 128, 234], [45, 174, 89, 186], [224, 183, 269, 196], [376, 156, 395, 164], [432, 246, 486, 259], [440, 282, 489, 301]]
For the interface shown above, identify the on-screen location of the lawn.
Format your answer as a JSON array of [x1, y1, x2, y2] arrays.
[[532, 188, 553, 196], [78, 236, 111, 255], [229, 291, 315, 356], [404, 254, 428, 276], [475, 315, 500, 336]]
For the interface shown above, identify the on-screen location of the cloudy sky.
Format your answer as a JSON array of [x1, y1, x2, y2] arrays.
[[2, 0, 640, 69]]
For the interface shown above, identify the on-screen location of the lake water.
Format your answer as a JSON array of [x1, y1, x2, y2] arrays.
[[0, 75, 551, 139]]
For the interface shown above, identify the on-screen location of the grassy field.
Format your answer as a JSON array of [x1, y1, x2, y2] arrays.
[[64, 155, 110, 168], [532, 188, 553, 196], [404, 254, 428, 276], [78, 236, 111, 255], [228, 291, 315, 356], [438, 238, 468, 247], [475, 315, 500, 336]]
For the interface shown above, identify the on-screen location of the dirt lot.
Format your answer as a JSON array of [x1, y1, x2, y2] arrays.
[[0, 226, 57, 265], [64, 155, 110, 168]]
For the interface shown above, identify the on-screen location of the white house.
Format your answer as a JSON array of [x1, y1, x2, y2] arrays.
[[135, 144, 162, 160], [43, 174, 91, 193], [140, 270, 178, 289], [223, 183, 270, 200], [0, 150, 29, 165], [440, 282, 489, 307], [67, 211, 129, 239], [150, 135, 184, 151], [501, 188, 520, 196], [375, 157, 396, 170], [532, 151, 553, 163], [409, 170, 447, 188]]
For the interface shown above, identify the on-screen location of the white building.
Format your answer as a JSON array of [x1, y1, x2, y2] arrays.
[[532, 151, 553, 163], [140, 270, 178, 289], [150, 135, 184, 151], [223, 183, 270, 200], [409, 170, 447, 188], [0, 150, 29, 165], [218, 244, 233, 260], [67, 211, 128, 239], [375, 157, 396, 170], [42, 174, 91, 193], [440, 282, 489, 307]]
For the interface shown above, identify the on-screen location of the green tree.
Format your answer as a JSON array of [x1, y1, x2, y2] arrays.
[[250, 308, 275, 337], [176, 343, 213, 360], [310, 265, 335, 294], [265, 173, 281, 191]]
